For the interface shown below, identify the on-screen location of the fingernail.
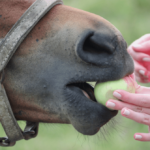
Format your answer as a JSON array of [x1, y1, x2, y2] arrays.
[[139, 70, 145, 76], [113, 92, 121, 99], [135, 135, 142, 140], [106, 102, 115, 108], [143, 58, 150, 62], [123, 109, 130, 115]]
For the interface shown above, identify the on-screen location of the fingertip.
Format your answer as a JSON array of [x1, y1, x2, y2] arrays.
[[139, 70, 145, 76], [114, 90, 124, 95], [143, 57, 150, 62], [113, 91, 122, 99], [106, 100, 116, 109], [132, 44, 142, 51], [121, 108, 130, 116], [121, 107, 126, 114], [134, 134, 136, 140], [134, 134, 143, 141]]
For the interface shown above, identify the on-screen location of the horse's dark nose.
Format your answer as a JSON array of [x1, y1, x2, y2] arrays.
[[76, 30, 120, 66]]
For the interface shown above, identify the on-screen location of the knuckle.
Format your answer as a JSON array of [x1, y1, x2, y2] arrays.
[[135, 107, 142, 113], [141, 114, 150, 124], [140, 99, 148, 106]]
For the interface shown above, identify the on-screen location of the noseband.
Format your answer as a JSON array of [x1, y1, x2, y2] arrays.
[[0, 0, 63, 147]]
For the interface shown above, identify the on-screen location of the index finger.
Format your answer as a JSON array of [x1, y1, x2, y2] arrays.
[[128, 46, 150, 61], [113, 90, 150, 108]]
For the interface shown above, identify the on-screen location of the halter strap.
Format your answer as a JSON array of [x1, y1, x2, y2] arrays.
[[0, 0, 63, 146], [0, 0, 63, 71]]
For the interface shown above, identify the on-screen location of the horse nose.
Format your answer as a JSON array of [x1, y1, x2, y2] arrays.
[[75, 31, 119, 65]]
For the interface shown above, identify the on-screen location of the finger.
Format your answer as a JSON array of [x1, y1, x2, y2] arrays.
[[134, 61, 150, 82], [135, 70, 148, 79], [121, 108, 150, 126], [135, 72, 148, 82], [135, 76, 149, 83], [136, 86, 150, 94], [134, 61, 148, 78], [135, 72, 148, 83], [134, 133, 150, 141], [112, 90, 150, 108], [134, 60, 146, 73], [133, 41, 150, 53], [106, 100, 133, 110], [128, 47, 150, 62], [106, 100, 150, 115]]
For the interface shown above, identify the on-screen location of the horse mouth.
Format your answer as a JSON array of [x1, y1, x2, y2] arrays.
[[65, 81, 117, 135], [67, 82, 97, 102]]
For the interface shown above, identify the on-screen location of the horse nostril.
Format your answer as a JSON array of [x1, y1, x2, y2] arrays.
[[83, 35, 115, 55], [76, 31, 117, 66]]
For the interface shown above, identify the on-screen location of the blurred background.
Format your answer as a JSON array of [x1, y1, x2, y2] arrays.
[[1, 0, 150, 149]]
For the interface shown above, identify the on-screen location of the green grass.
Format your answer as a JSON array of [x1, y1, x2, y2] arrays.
[[1, 115, 150, 150], [1, 0, 150, 149]]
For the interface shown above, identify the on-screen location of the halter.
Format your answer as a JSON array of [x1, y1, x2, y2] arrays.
[[0, 0, 63, 147]]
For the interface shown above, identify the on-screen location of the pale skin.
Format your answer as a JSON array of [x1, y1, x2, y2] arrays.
[[106, 34, 150, 141], [128, 34, 150, 83]]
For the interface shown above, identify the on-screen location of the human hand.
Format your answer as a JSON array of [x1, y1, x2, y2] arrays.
[[128, 34, 150, 83], [106, 85, 150, 141]]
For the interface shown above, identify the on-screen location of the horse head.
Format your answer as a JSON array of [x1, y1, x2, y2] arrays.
[[0, 1, 134, 136]]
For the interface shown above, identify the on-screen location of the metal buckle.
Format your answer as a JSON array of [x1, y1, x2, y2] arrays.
[[0, 121, 39, 147], [0, 137, 16, 147], [23, 121, 39, 140]]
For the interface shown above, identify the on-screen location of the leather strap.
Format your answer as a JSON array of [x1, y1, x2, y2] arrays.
[[0, 0, 63, 71], [0, 0, 63, 146], [0, 84, 24, 142]]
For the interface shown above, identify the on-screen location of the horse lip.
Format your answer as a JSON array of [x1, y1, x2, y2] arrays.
[[65, 81, 118, 135], [66, 82, 97, 102]]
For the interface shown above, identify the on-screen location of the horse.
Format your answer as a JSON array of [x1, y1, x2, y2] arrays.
[[0, 0, 134, 142]]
